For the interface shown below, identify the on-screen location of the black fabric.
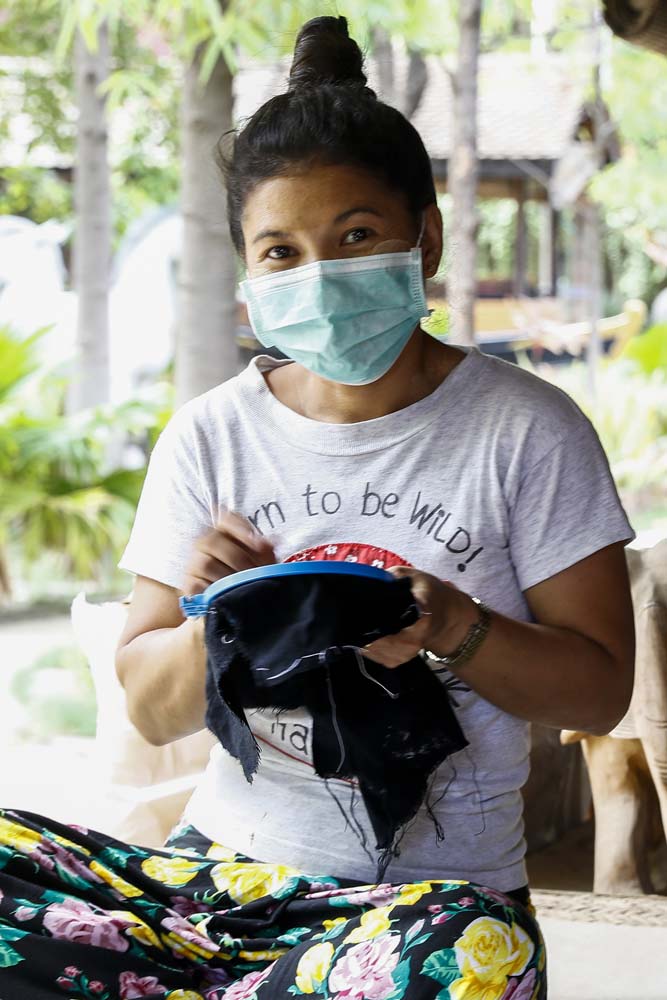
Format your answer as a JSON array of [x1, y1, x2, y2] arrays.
[[203, 572, 468, 878]]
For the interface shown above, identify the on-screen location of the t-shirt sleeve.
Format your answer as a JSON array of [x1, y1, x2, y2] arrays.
[[118, 410, 214, 591], [509, 418, 635, 593]]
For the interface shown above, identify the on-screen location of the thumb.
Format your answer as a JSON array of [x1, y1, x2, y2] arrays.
[[388, 565, 431, 615]]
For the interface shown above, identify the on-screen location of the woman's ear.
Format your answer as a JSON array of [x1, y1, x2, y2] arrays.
[[420, 202, 443, 280]]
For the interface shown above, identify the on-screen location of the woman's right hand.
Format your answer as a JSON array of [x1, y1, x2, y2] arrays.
[[181, 510, 277, 597]]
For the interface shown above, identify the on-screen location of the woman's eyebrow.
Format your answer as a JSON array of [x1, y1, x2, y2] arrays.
[[252, 228, 289, 245], [334, 206, 383, 223], [252, 207, 383, 245]]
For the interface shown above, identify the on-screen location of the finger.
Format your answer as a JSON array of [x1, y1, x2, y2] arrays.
[[387, 565, 417, 579], [180, 573, 215, 597], [215, 509, 276, 558], [201, 529, 275, 571]]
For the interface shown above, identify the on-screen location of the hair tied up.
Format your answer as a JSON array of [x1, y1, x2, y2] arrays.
[[288, 15, 371, 93]]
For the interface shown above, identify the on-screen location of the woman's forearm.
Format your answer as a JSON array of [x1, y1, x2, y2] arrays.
[[434, 608, 633, 734], [115, 618, 207, 746]]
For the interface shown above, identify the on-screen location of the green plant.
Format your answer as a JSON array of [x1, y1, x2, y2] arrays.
[[10, 644, 97, 741], [618, 324, 667, 376], [521, 357, 667, 516], [0, 325, 173, 599]]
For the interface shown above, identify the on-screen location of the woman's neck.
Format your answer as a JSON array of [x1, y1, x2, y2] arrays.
[[264, 332, 465, 424]]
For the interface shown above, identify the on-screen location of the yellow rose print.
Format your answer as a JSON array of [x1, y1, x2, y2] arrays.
[[115, 912, 164, 950], [295, 941, 335, 994], [344, 907, 392, 944], [165, 992, 205, 1000], [238, 948, 289, 961], [394, 881, 433, 907], [52, 833, 91, 855], [206, 843, 237, 861], [210, 861, 299, 904], [450, 917, 535, 1000], [141, 855, 202, 887], [322, 917, 348, 932], [0, 817, 42, 855], [89, 861, 143, 898]]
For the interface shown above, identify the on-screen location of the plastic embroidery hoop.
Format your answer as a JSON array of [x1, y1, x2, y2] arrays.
[[179, 560, 394, 618]]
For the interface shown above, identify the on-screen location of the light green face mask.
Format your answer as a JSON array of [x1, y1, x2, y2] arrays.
[[240, 247, 429, 386]]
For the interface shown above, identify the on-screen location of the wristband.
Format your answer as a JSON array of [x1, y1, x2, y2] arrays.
[[423, 597, 491, 670]]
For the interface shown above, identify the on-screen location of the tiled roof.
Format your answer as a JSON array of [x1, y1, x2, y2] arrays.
[[234, 50, 592, 163]]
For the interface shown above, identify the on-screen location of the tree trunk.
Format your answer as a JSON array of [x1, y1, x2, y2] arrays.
[[372, 28, 395, 105], [176, 44, 238, 406], [71, 23, 111, 411], [401, 49, 428, 120], [447, 0, 482, 346]]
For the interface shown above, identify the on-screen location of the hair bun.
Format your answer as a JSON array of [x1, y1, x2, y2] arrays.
[[288, 16, 368, 92]]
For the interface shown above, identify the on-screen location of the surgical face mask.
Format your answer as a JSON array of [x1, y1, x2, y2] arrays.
[[240, 223, 429, 386]]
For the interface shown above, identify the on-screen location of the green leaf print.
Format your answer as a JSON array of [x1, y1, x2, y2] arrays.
[[421, 948, 460, 988], [277, 927, 313, 946], [0, 923, 28, 942], [0, 942, 25, 969], [99, 846, 132, 869], [404, 932, 432, 952], [388, 958, 411, 1000]]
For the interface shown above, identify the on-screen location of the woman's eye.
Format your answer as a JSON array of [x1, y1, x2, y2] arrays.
[[343, 228, 372, 245], [266, 246, 293, 260]]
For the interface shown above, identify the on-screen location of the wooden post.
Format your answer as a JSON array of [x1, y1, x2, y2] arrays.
[[513, 181, 527, 298], [538, 200, 554, 298]]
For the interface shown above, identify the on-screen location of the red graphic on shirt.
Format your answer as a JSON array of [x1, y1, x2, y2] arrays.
[[284, 541, 413, 570]]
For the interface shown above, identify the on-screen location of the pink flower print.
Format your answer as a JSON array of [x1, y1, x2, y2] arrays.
[[501, 968, 537, 1000], [458, 897, 476, 907], [328, 934, 400, 1000], [119, 970, 167, 998], [308, 880, 339, 893], [64, 967, 81, 978], [340, 884, 397, 908], [32, 840, 103, 886], [68, 824, 89, 835], [432, 912, 454, 925], [161, 915, 219, 954], [427, 905, 443, 914], [43, 898, 130, 951], [480, 886, 515, 906], [15, 906, 37, 921], [169, 895, 211, 918], [218, 964, 274, 1000], [89, 983, 106, 995], [56, 977, 75, 990]]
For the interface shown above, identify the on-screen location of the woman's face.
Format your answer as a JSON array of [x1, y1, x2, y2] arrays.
[[241, 162, 442, 279]]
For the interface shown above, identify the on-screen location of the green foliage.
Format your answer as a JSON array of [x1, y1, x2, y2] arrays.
[[10, 644, 97, 740], [619, 324, 667, 375], [591, 38, 667, 307], [0, 168, 72, 224], [0, 326, 172, 594], [524, 357, 667, 507]]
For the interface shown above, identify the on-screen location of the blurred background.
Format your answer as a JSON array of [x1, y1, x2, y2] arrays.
[[1, 0, 666, 900]]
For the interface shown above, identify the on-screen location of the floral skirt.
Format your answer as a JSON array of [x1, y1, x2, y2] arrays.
[[0, 809, 546, 1000]]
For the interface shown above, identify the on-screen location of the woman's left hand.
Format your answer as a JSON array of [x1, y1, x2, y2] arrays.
[[363, 565, 480, 669]]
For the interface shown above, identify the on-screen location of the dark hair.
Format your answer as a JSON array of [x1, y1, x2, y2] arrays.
[[218, 16, 436, 257]]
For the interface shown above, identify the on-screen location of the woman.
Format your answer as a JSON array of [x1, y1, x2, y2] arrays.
[[0, 16, 634, 1000]]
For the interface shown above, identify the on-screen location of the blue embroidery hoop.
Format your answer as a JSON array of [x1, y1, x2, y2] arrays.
[[179, 560, 394, 618]]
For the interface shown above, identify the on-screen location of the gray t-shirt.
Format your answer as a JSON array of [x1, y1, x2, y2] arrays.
[[119, 347, 633, 890]]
